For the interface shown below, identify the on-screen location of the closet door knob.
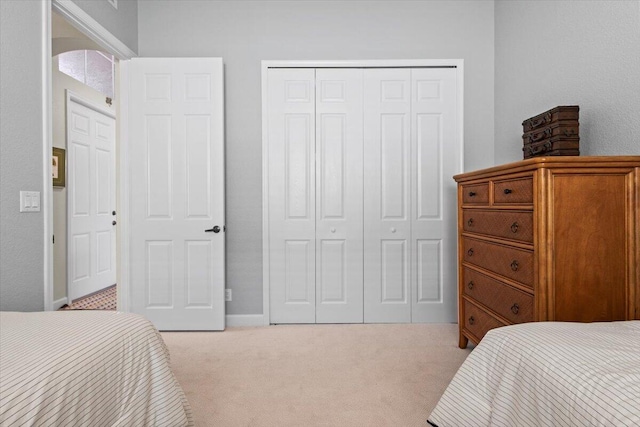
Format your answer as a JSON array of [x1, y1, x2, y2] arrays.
[[330, 228, 336, 233], [390, 227, 396, 233]]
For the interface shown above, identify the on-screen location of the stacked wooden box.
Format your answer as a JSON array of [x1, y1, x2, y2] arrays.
[[522, 106, 580, 159]]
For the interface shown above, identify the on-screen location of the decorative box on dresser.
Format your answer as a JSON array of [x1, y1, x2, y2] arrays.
[[454, 156, 640, 349]]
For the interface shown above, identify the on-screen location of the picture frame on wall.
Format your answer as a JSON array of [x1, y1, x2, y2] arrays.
[[52, 147, 66, 188]]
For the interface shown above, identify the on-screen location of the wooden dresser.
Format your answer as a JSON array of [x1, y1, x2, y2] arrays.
[[454, 156, 640, 348]]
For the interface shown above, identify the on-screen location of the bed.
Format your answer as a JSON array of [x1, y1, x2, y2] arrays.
[[0, 311, 193, 426], [428, 321, 640, 427]]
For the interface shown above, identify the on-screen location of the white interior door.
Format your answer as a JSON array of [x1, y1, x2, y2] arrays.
[[129, 58, 225, 331], [267, 68, 317, 323], [315, 69, 364, 323], [266, 64, 461, 325], [410, 68, 458, 323], [363, 69, 412, 323], [67, 96, 116, 302]]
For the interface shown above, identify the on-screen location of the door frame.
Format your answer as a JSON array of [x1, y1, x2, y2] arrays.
[[44, 0, 136, 310], [65, 90, 117, 302], [261, 59, 465, 325]]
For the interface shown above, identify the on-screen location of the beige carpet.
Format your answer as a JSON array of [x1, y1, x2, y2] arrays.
[[162, 323, 471, 427]]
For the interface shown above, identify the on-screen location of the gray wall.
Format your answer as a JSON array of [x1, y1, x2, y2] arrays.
[[71, 0, 138, 54], [0, 0, 46, 311], [495, 0, 640, 164], [138, 0, 496, 315]]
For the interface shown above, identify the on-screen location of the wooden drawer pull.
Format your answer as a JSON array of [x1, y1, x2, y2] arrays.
[[510, 222, 519, 233], [503, 188, 513, 194], [511, 303, 520, 315], [467, 248, 474, 256], [468, 316, 475, 325], [467, 218, 474, 226], [510, 260, 519, 271], [468, 191, 476, 197], [467, 281, 474, 290]]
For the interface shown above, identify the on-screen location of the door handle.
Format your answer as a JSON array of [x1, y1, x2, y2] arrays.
[[112, 220, 117, 226], [205, 225, 221, 233]]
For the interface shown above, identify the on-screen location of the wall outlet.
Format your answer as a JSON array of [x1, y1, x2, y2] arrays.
[[225, 289, 232, 302]]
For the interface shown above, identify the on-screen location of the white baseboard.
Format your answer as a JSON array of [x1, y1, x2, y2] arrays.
[[226, 314, 265, 327], [53, 297, 68, 311]]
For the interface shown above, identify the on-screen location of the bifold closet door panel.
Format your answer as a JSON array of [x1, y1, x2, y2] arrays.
[[268, 68, 316, 323], [363, 69, 412, 323], [315, 69, 364, 323], [410, 68, 458, 323]]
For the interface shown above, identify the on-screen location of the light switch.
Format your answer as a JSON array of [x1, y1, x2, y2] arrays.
[[20, 191, 41, 212]]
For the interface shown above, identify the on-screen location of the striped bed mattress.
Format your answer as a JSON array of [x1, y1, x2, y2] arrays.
[[0, 311, 193, 426], [428, 321, 640, 427]]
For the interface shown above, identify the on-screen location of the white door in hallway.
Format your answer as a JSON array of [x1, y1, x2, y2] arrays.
[[67, 96, 116, 302], [129, 58, 225, 331]]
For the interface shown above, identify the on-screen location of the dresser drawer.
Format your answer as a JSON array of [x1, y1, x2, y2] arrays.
[[463, 237, 534, 287], [462, 183, 489, 205], [463, 210, 533, 243], [463, 267, 534, 324], [463, 300, 506, 342], [494, 177, 533, 204]]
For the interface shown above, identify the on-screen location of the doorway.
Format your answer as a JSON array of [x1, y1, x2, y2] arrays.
[[47, 1, 136, 311]]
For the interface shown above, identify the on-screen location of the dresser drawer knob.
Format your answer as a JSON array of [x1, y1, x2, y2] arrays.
[[504, 188, 513, 194], [511, 303, 520, 315], [467, 218, 474, 227], [467, 281, 474, 290], [468, 191, 476, 197], [510, 260, 519, 271], [468, 316, 475, 325], [510, 222, 519, 233], [467, 248, 474, 257]]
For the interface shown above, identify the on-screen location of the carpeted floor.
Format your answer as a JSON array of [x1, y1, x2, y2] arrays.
[[162, 323, 471, 427], [59, 285, 117, 310]]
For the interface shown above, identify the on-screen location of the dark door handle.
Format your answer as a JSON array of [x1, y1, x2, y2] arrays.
[[205, 225, 221, 233], [112, 221, 117, 226]]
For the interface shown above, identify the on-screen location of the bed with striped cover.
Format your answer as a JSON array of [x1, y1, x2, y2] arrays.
[[428, 321, 640, 427], [0, 311, 193, 426]]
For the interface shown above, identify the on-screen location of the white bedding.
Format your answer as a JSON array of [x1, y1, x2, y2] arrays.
[[428, 321, 640, 427], [0, 311, 193, 427]]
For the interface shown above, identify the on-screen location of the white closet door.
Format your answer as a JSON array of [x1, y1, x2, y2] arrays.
[[315, 69, 364, 323], [268, 69, 317, 323], [363, 69, 412, 323], [410, 68, 458, 322]]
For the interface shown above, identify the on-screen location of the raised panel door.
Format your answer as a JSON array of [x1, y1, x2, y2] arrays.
[[315, 69, 364, 323], [363, 69, 412, 323], [268, 68, 317, 323], [411, 68, 459, 322], [130, 58, 225, 330]]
